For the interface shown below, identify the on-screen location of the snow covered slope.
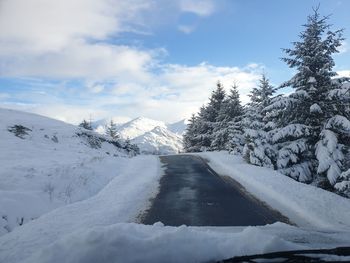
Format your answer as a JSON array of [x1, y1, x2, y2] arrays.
[[0, 108, 138, 236], [132, 126, 183, 154], [167, 119, 187, 135]]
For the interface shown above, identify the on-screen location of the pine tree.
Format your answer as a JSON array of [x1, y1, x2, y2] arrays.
[[320, 78, 350, 191], [212, 84, 243, 151], [79, 119, 92, 130], [123, 138, 140, 156], [183, 81, 226, 152], [206, 81, 226, 123], [183, 114, 202, 152], [242, 75, 276, 167], [105, 120, 119, 140], [269, 8, 345, 184], [195, 105, 215, 151]]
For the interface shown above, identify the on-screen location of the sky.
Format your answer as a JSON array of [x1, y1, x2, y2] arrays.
[[0, 0, 349, 124]]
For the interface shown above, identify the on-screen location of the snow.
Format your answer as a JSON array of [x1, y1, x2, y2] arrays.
[[2, 108, 350, 262], [316, 130, 343, 185], [8, 222, 350, 263], [0, 154, 161, 263], [92, 116, 130, 135], [310, 103, 323, 113], [0, 108, 150, 236], [277, 139, 308, 170], [308, 76, 316, 83], [325, 115, 350, 132], [198, 151, 350, 230], [264, 96, 298, 112], [335, 169, 350, 195], [132, 126, 183, 154], [117, 117, 167, 140], [166, 119, 187, 135], [93, 116, 186, 155], [0, 151, 160, 261], [272, 124, 310, 143], [25, 223, 306, 263]]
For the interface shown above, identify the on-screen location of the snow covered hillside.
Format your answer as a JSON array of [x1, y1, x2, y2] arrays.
[[132, 126, 183, 154], [94, 116, 186, 154], [0, 108, 140, 236]]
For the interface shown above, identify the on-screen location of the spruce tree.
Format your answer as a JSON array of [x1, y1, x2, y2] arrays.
[[105, 120, 119, 140], [197, 82, 226, 151], [242, 74, 276, 167], [206, 81, 226, 123], [321, 78, 350, 192], [183, 114, 202, 152], [79, 119, 92, 130], [269, 8, 345, 184], [183, 81, 226, 152], [212, 84, 243, 151]]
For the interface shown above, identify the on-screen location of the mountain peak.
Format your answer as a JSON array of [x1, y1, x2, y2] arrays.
[[118, 117, 166, 140]]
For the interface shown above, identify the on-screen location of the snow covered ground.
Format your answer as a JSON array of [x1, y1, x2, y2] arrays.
[[0, 155, 161, 263]]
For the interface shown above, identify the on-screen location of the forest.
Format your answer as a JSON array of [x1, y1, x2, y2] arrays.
[[183, 9, 350, 197]]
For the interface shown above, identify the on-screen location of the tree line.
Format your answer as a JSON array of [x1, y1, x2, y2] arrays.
[[183, 9, 350, 197]]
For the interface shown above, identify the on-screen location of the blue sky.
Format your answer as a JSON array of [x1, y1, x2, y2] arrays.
[[0, 0, 349, 123]]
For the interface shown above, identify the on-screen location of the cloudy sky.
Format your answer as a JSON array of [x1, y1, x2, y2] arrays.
[[0, 0, 349, 123]]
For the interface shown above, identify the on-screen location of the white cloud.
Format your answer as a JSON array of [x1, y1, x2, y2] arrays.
[[0, 42, 156, 80], [159, 63, 262, 104], [178, 25, 197, 34], [0, 0, 219, 80], [0, 0, 151, 54], [179, 0, 215, 16], [87, 84, 105, 94], [0, 0, 262, 123], [337, 70, 350, 78], [0, 0, 159, 80], [338, 41, 348, 54], [1, 62, 264, 123]]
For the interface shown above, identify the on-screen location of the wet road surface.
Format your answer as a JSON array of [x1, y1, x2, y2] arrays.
[[141, 155, 289, 226]]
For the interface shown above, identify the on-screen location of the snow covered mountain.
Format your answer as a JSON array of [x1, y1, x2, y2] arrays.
[[132, 126, 183, 155], [92, 116, 131, 135], [167, 119, 187, 136], [94, 116, 187, 155], [117, 117, 167, 140]]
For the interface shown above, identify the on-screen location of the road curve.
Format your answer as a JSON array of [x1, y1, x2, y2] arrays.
[[141, 154, 289, 226]]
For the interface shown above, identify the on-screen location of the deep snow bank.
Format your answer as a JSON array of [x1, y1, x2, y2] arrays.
[[0, 155, 161, 263], [25, 223, 305, 263]]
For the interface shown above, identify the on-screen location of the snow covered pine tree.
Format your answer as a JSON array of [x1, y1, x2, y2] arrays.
[[79, 119, 92, 130], [183, 114, 202, 152], [183, 82, 226, 152], [105, 120, 119, 140], [267, 7, 348, 190], [242, 74, 276, 168], [211, 83, 243, 151]]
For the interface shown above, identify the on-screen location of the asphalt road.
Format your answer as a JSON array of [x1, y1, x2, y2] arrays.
[[141, 154, 289, 226]]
